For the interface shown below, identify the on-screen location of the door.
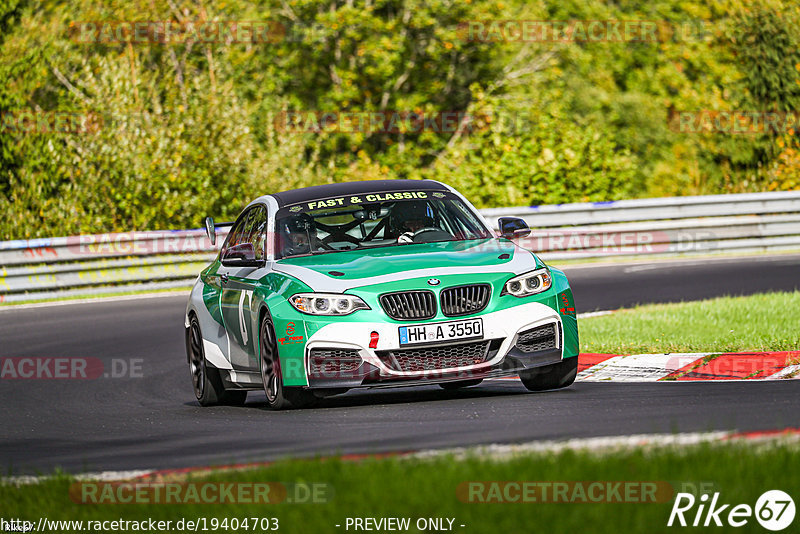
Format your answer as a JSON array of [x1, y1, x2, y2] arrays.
[[219, 205, 269, 371]]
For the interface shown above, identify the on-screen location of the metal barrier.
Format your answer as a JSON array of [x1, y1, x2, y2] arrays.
[[0, 230, 227, 303], [2, 191, 799, 302], [481, 191, 800, 260]]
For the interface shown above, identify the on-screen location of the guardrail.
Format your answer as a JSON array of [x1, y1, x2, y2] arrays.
[[2, 191, 799, 302], [481, 191, 800, 260], [0, 230, 228, 303]]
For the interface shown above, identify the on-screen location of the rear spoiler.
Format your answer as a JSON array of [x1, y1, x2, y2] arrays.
[[204, 217, 234, 246]]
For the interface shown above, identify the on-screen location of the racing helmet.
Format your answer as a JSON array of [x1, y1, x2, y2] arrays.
[[281, 213, 316, 256], [390, 200, 434, 235]]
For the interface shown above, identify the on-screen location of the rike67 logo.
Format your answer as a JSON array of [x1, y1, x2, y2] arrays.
[[668, 490, 795, 531]]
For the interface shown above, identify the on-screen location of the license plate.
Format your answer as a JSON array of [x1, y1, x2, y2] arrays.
[[398, 318, 483, 346]]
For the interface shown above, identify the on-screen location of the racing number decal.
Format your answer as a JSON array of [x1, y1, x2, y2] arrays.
[[238, 290, 253, 345]]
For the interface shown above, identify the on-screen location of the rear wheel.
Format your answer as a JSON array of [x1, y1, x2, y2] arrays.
[[439, 379, 483, 390], [519, 357, 578, 392], [188, 316, 247, 406], [259, 314, 317, 410]]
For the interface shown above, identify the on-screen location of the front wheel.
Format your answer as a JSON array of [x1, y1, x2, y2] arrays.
[[519, 357, 578, 392], [259, 315, 317, 410], [188, 316, 247, 406]]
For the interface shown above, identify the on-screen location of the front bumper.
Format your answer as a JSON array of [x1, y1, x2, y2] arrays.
[[303, 301, 565, 389]]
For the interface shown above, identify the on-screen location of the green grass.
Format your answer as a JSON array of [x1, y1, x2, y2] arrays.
[[2, 440, 798, 533], [581, 291, 800, 354]]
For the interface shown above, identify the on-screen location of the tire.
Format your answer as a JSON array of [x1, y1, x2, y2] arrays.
[[439, 379, 483, 390], [519, 357, 578, 392], [188, 316, 247, 406], [259, 313, 318, 410]]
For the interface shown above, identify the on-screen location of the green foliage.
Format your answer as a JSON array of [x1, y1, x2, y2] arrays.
[[724, 3, 800, 189], [0, 0, 31, 195], [1, 0, 800, 239], [730, 5, 800, 112], [418, 93, 638, 207]]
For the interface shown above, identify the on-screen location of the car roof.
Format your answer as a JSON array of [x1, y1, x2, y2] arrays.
[[269, 179, 450, 207]]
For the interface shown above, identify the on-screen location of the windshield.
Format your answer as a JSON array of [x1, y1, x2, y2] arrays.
[[275, 191, 492, 259]]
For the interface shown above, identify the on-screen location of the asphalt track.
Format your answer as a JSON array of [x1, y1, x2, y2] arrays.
[[1, 254, 799, 475]]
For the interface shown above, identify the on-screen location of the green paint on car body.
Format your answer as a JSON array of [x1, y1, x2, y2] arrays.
[[276, 238, 533, 280]]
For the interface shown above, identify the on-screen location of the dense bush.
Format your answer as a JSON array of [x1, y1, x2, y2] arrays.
[[1, 0, 798, 239]]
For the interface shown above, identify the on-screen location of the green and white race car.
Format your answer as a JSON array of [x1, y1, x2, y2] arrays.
[[185, 179, 579, 409]]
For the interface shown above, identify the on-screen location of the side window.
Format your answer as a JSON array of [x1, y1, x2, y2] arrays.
[[246, 207, 268, 260], [221, 206, 268, 261], [222, 209, 255, 255]]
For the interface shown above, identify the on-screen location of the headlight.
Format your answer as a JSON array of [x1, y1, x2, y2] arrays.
[[289, 293, 370, 315], [501, 268, 552, 297]]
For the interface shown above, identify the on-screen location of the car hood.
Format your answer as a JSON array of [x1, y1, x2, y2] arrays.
[[272, 238, 541, 292]]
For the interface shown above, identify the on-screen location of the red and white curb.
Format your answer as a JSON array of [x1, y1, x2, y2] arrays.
[[576, 351, 800, 382], [488, 350, 799, 382]]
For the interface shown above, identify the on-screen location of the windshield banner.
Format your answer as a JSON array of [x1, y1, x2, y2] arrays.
[[284, 190, 450, 214]]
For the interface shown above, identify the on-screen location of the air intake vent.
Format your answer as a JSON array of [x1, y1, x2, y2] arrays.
[[515, 323, 558, 353], [308, 348, 362, 376], [376, 340, 491, 372], [440, 284, 491, 317], [379, 291, 437, 321]]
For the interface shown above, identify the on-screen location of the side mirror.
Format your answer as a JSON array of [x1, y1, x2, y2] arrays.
[[498, 217, 531, 239], [204, 216, 216, 246], [221, 243, 261, 267]]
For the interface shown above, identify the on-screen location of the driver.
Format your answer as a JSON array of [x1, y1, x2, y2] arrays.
[[394, 201, 436, 244], [282, 213, 315, 256]]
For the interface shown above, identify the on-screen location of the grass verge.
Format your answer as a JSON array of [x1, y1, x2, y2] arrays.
[[2, 440, 798, 533], [581, 291, 800, 354]]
